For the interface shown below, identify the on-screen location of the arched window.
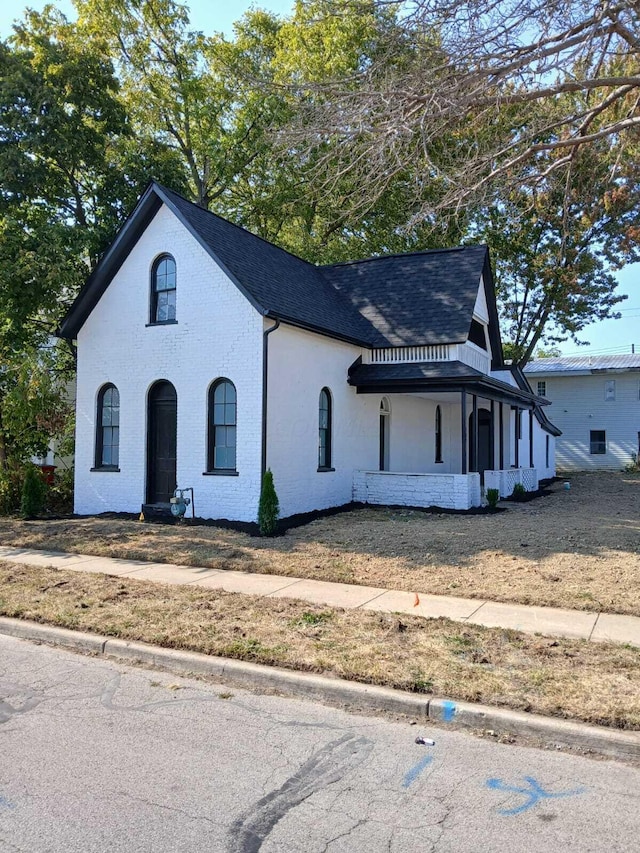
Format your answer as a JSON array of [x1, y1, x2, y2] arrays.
[[435, 405, 443, 463], [318, 388, 332, 470], [151, 254, 176, 323], [95, 384, 120, 469], [208, 379, 237, 471]]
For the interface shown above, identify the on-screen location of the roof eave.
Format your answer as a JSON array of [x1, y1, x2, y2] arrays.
[[58, 183, 162, 339]]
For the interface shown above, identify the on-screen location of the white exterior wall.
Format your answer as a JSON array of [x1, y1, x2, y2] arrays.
[[386, 397, 458, 474], [266, 322, 468, 517], [265, 324, 373, 517], [74, 204, 264, 521], [353, 471, 482, 510], [529, 373, 640, 470]]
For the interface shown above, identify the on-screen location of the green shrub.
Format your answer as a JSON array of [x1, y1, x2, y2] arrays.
[[0, 467, 23, 515], [258, 469, 280, 536], [511, 482, 527, 500], [486, 487, 500, 509], [46, 467, 74, 514], [20, 465, 48, 519]]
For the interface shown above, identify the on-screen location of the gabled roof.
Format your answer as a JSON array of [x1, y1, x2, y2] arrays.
[[524, 354, 640, 375], [323, 246, 500, 351], [58, 182, 502, 361]]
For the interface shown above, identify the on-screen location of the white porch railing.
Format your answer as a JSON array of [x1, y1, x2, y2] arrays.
[[367, 344, 451, 363], [484, 468, 538, 498], [353, 470, 482, 510]]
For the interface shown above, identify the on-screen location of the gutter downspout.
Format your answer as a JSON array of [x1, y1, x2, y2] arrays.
[[261, 317, 280, 476]]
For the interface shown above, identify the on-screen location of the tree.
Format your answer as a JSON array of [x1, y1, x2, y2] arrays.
[[476, 127, 638, 364], [284, 1, 640, 214], [0, 8, 181, 474]]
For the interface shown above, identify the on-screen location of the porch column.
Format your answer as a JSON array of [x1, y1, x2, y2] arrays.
[[472, 394, 478, 472], [529, 409, 534, 467], [461, 390, 467, 474], [514, 407, 520, 468], [490, 400, 495, 470], [499, 403, 504, 469]]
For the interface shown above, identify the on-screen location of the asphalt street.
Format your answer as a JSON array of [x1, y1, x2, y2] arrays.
[[1, 635, 638, 852]]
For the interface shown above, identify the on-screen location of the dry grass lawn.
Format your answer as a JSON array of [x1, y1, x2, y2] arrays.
[[0, 471, 638, 614], [1, 561, 639, 729]]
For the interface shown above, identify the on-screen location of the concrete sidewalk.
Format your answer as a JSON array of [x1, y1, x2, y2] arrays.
[[1, 544, 639, 648]]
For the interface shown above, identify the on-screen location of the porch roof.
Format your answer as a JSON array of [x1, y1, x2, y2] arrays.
[[347, 360, 545, 408]]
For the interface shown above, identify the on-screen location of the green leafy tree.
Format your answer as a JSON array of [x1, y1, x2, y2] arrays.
[[477, 138, 638, 365]]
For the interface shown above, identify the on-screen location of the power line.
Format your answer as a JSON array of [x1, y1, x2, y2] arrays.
[[559, 344, 639, 356]]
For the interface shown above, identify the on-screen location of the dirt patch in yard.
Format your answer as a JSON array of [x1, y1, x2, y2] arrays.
[[1, 561, 638, 729], [0, 471, 638, 615]]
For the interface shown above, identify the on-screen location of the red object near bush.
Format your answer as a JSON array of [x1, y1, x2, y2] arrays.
[[40, 465, 56, 485]]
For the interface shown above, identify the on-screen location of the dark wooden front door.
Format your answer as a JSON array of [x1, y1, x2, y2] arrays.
[[147, 381, 177, 503], [469, 409, 493, 476]]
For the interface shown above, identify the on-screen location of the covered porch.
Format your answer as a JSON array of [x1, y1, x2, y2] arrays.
[[348, 360, 546, 510]]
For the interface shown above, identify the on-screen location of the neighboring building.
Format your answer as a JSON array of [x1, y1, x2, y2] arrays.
[[58, 182, 558, 522], [525, 355, 640, 471]]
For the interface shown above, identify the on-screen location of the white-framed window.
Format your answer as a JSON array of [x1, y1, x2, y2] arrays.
[[604, 379, 616, 401], [537, 381, 546, 397], [590, 430, 606, 454]]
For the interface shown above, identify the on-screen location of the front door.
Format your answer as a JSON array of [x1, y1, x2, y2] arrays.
[[469, 409, 492, 476], [147, 380, 177, 503]]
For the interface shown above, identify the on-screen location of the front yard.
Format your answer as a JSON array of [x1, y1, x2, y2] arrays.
[[1, 561, 638, 729], [0, 471, 638, 615]]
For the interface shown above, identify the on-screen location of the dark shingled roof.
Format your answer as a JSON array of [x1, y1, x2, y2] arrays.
[[349, 361, 485, 384], [58, 182, 500, 357], [158, 186, 383, 346], [348, 360, 543, 407], [323, 246, 491, 347]]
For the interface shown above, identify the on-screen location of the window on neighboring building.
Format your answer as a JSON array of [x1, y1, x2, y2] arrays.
[[95, 384, 120, 468], [604, 379, 616, 401], [537, 381, 546, 397], [318, 388, 332, 470], [590, 430, 606, 454], [435, 405, 443, 463], [207, 379, 236, 471], [151, 254, 177, 323]]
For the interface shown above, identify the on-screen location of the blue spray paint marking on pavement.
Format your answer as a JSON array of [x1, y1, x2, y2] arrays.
[[0, 795, 15, 810], [486, 776, 586, 816], [402, 755, 433, 788], [441, 701, 456, 722]]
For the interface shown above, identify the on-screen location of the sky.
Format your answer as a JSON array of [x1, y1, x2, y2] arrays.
[[2, 0, 638, 357]]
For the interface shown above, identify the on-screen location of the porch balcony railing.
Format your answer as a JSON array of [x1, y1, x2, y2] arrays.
[[364, 342, 490, 373], [368, 344, 451, 363]]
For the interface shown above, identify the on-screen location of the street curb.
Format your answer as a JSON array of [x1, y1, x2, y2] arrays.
[[2, 616, 639, 762]]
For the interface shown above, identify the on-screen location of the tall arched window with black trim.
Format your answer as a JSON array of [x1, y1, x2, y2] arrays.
[[95, 384, 120, 468], [318, 388, 332, 470], [151, 254, 176, 323], [435, 405, 443, 463], [208, 379, 237, 471]]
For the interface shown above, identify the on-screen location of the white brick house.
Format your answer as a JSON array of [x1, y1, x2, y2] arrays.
[[59, 183, 559, 523], [524, 355, 640, 471]]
